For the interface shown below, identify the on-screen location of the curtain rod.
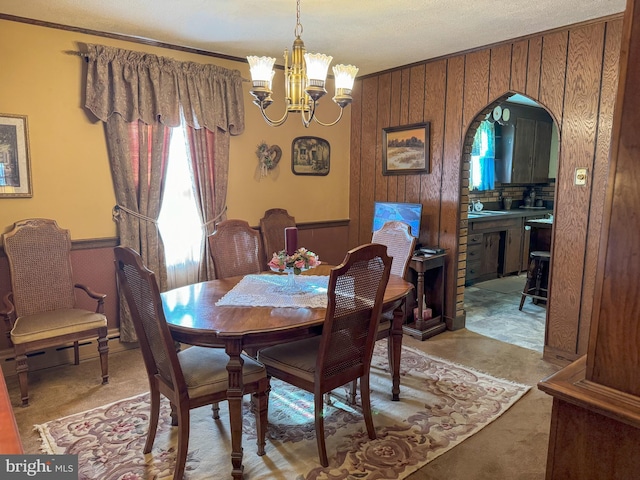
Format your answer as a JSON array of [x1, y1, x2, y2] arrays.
[[65, 50, 252, 82]]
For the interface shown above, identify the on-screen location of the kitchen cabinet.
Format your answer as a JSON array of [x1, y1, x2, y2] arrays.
[[503, 224, 523, 275], [465, 233, 483, 284], [466, 211, 552, 285], [482, 232, 501, 278], [496, 104, 554, 184], [466, 219, 512, 284], [466, 231, 501, 284]]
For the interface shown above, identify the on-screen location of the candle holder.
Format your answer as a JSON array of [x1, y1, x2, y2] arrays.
[[267, 247, 320, 294], [270, 265, 314, 293]]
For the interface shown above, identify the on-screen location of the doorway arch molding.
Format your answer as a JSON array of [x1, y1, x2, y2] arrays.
[[457, 91, 561, 331]]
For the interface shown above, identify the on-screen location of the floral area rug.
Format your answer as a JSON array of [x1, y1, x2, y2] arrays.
[[36, 344, 530, 479]]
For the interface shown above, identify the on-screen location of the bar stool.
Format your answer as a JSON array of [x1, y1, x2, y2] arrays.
[[519, 250, 550, 310]]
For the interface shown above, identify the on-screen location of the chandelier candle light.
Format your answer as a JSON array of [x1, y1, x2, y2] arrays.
[[246, 0, 358, 127]]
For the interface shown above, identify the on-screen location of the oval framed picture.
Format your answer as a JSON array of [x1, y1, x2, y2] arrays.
[[291, 136, 330, 176]]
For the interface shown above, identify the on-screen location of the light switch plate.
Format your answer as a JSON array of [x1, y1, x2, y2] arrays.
[[575, 167, 588, 186]]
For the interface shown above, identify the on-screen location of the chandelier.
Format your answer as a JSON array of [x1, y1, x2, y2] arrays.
[[246, 0, 358, 128]]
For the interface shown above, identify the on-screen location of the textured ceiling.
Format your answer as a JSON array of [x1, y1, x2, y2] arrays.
[[0, 0, 626, 76]]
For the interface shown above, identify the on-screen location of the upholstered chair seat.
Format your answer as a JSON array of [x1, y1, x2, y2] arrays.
[[11, 309, 106, 344], [178, 347, 266, 398]]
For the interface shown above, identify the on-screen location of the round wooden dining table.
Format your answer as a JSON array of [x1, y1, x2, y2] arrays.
[[161, 264, 413, 480]]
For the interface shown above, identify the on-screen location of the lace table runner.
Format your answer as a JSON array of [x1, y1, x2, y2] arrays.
[[215, 274, 329, 308]]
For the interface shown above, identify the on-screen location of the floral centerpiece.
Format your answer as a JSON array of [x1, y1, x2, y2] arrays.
[[268, 247, 320, 275]]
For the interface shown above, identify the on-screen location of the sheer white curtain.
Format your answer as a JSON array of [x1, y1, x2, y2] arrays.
[[158, 125, 204, 289]]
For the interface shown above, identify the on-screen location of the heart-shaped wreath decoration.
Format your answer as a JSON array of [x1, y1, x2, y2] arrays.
[[256, 142, 282, 177]]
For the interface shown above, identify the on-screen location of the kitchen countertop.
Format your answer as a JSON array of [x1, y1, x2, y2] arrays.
[[467, 208, 553, 222]]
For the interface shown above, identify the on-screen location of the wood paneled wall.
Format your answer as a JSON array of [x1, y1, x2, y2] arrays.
[[539, 3, 640, 476], [349, 17, 623, 363]]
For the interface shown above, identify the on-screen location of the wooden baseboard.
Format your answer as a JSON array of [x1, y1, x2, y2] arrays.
[[543, 344, 578, 367], [0, 329, 136, 378]]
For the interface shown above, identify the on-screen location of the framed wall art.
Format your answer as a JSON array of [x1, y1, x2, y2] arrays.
[[382, 122, 430, 175], [291, 136, 330, 176], [0, 114, 32, 197]]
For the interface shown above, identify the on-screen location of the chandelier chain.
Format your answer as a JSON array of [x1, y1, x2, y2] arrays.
[[294, 0, 303, 38]]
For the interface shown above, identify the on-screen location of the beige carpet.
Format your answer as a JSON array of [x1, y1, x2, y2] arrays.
[[35, 343, 530, 480]]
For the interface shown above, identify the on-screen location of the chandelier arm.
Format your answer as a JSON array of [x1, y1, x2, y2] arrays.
[[312, 107, 345, 127], [299, 100, 317, 128], [257, 102, 290, 127]]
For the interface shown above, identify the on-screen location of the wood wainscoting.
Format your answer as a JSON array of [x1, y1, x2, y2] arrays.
[[0, 220, 349, 377]]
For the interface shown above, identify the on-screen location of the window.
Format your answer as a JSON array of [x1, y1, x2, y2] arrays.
[[158, 125, 204, 289], [470, 120, 495, 191]]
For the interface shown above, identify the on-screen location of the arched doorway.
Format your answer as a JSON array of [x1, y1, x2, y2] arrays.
[[458, 93, 560, 352]]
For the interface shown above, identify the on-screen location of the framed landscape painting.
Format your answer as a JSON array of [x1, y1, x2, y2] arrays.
[[382, 122, 430, 175], [0, 113, 32, 197]]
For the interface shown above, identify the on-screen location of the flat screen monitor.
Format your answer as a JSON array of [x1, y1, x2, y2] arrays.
[[372, 201, 422, 238]]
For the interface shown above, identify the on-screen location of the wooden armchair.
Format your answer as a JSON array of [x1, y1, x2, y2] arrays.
[[259, 243, 391, 467], [114, 246, 269, 480], [208, 219, 265, 279], [259, 208, 296, 260], [1, 218, 109, 406]]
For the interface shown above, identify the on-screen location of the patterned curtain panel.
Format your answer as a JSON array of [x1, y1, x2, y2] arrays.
[[82, 43, 245, 341], [185, 126, 229, 282]]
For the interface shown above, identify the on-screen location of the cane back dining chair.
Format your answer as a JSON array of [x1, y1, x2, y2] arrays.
[[0, 218, 109, 406], [371, 220, 416, 344], [346, 221, 417, 403], [208, 219, 265, 279], [373, 221, 417, 279], [258, 243, 392, 467], [259, 208, 296, 260], [114, 246, 269, 480]]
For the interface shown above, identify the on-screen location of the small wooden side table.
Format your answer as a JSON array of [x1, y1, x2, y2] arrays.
[[403, 252, 447, 340]]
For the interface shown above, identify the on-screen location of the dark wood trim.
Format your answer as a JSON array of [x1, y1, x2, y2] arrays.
[[251, 219, 350, 231], [73, 237, 119, 250], [539, 356, 640, 432], [1, 222, 348, 254], [0, 13, 246, 65], [1, 236, 119, 255], [296, 219, 350, 230]]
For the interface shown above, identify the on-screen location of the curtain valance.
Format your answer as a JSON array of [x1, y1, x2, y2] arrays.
[[83, 44, 245, 134]]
